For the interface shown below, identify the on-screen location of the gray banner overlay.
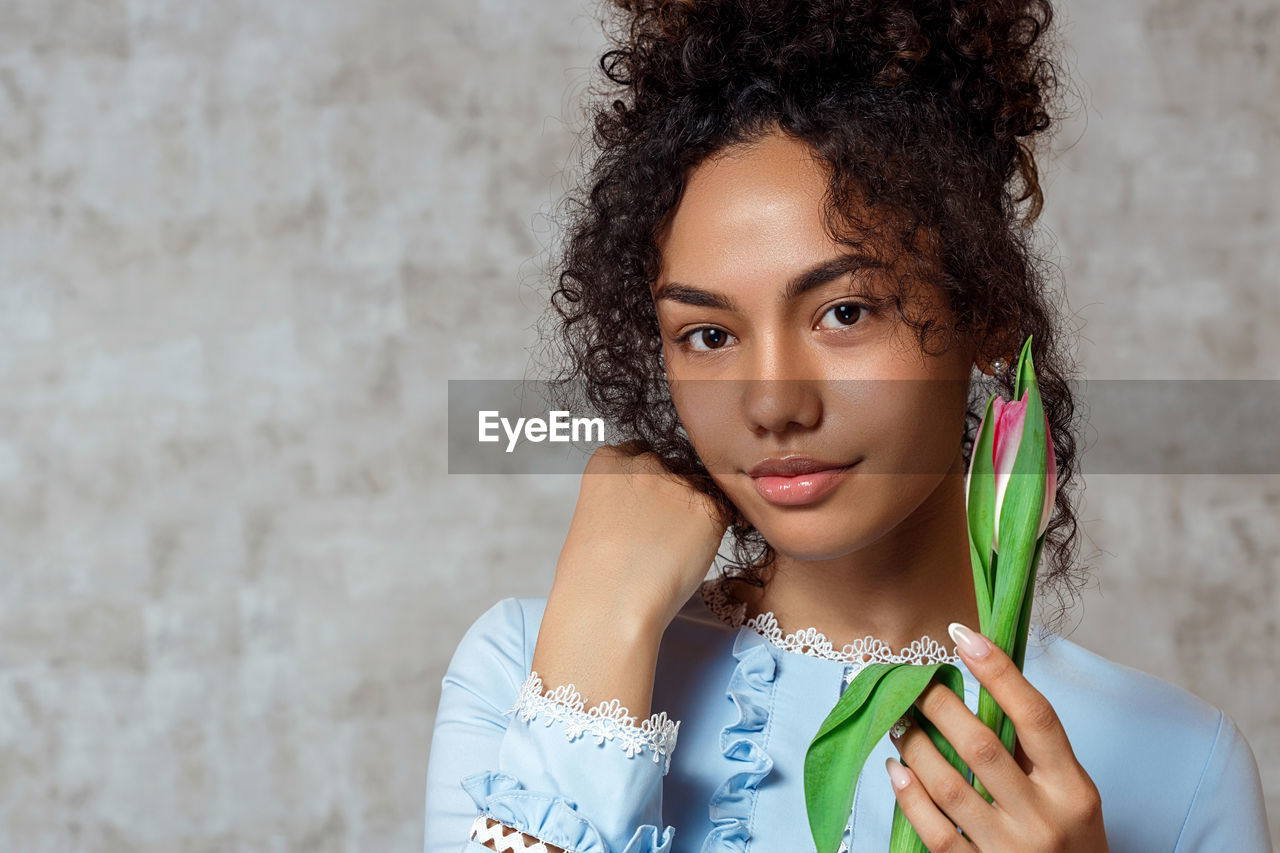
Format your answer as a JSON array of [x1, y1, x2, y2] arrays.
[[448, 379, 1280, 475]]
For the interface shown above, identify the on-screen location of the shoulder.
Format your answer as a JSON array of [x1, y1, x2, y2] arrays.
[[1025, 628, 1225, 763], [447, 595, 541, 668], [1024, 630, 1270, 846], [1025, 629, 1222, 737], [440, 597, 534, 711]]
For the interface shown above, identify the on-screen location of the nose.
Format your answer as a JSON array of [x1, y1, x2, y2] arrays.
[[742, 346, 823, 435]]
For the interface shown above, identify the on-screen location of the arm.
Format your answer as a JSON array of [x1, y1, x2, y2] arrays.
[[1172, 711, 1272, 853], [428, 444, 722, 852], [528, 583, 666, 726], [424, 596, 680, 853]]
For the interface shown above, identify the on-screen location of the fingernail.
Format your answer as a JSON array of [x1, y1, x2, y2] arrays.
[[889, 715, 912, 741], [885, 756, 911, 791], [948, 622, 990, 659]]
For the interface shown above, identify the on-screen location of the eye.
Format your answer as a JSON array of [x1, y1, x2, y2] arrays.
[[817, 301, 871, 330], [675, 326, 737, 353]]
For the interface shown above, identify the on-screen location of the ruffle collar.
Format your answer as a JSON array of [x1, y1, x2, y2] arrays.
[[699, 578, 960, 674], [702, 625, 778, 851]]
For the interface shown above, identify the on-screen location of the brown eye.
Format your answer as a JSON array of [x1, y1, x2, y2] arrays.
[[678, 327, 736, 352], [817, 302, 871, 329]]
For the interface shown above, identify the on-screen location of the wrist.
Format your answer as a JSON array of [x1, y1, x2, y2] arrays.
[[531, 588, 668, 719], [546, 575, 675, 637]]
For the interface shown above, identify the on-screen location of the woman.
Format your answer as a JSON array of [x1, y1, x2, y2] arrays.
[[425, 0, 1271, 850]]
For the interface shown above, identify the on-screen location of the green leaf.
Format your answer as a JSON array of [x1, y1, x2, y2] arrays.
[[968, 534, 993, 638], [967, 394, 998, 636], [975, 542, 1038, 796], [1011, 534, 1046, 673], [886, 666, 969, 852], [1013, 334, 1034, 401], [974, 335, 1048, 801], [998, 533, 1048, 755], [909, 668, 969, 776], [990, 345, 1047, 658], [804, 663, 966, 853]]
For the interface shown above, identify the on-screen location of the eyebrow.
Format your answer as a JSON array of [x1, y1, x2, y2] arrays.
[[653, 251, 886, 311]]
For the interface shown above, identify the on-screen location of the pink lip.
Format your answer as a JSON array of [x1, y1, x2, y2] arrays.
[[749, 463, 855, 506]]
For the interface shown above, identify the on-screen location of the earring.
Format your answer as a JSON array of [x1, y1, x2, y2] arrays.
[[990, 356, 1009, 375]]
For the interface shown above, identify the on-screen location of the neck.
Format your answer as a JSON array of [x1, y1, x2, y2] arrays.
[[728, 451, 981, 654]]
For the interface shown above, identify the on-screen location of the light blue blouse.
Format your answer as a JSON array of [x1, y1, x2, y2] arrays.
[[424, 578, 1272, 852]]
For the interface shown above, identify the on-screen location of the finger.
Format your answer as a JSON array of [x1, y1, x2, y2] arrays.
[[948, 622, 1078, 777], [891, 715, 1002, 841], [910, 681, 1037, 816], [1013, 733, 1034, 776], [886, 757, 978, 853]]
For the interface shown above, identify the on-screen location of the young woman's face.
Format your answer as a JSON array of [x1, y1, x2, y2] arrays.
[[651, 130, 980, 561]]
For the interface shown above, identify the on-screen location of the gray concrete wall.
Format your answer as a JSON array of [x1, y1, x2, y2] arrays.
[[0, 0, 1274, 849]]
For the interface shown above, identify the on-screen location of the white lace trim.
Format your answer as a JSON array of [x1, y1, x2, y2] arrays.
[[700, 578, 960, 678], [504, 670, 681, 771]]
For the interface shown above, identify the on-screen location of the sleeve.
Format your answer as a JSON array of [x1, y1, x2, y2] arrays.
[[424, 597, 682, 853], [1171, 710, 1273, 852]]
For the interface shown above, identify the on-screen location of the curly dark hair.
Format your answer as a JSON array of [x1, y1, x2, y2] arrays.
[[533, 0, 1091, 634]]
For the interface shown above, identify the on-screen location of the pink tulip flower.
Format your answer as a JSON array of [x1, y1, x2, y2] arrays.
[[968, 389, 1057, 554]]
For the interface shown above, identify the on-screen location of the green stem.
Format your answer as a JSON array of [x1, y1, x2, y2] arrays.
[[972, 537, 1045, 802]]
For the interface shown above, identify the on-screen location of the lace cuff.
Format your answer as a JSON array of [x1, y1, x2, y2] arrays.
[[503, 671, 681, 774]]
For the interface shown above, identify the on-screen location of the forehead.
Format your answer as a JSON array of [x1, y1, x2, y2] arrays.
[[651, 134, 954, 324], [653, 133, 917, 305], [656, 134, 840, 285]]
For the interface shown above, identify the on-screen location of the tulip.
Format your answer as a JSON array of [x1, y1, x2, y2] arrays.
[[973, 392, 1057, 554], [962, 336, 1056, 806]]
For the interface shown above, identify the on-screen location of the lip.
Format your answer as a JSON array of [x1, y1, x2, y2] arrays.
[[747, 455, 853, 477], [747, 456, 857, 507]]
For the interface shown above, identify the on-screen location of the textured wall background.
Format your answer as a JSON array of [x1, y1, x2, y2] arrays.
[[0, 0, 1274, 850]]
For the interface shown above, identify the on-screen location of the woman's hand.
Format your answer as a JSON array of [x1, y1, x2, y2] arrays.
[[551, 440, 730, 633], [885, 623, 1109, 852]]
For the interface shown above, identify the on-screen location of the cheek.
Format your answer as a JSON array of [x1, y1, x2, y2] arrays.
[[853, 380, 967, 475], [668, 379, 738, 470]]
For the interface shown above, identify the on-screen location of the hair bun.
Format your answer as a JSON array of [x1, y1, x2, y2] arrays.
[[601, 0, 1067, 219]]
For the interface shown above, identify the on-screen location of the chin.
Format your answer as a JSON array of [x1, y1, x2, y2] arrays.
[[767, 537, 862, 563], [742, 499, 876, 562]]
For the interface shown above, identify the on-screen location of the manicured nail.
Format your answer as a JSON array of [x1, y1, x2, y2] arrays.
[[948, 622, 990, 659], [885, 757, 911, 791], [889, 715, 912, 741]]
